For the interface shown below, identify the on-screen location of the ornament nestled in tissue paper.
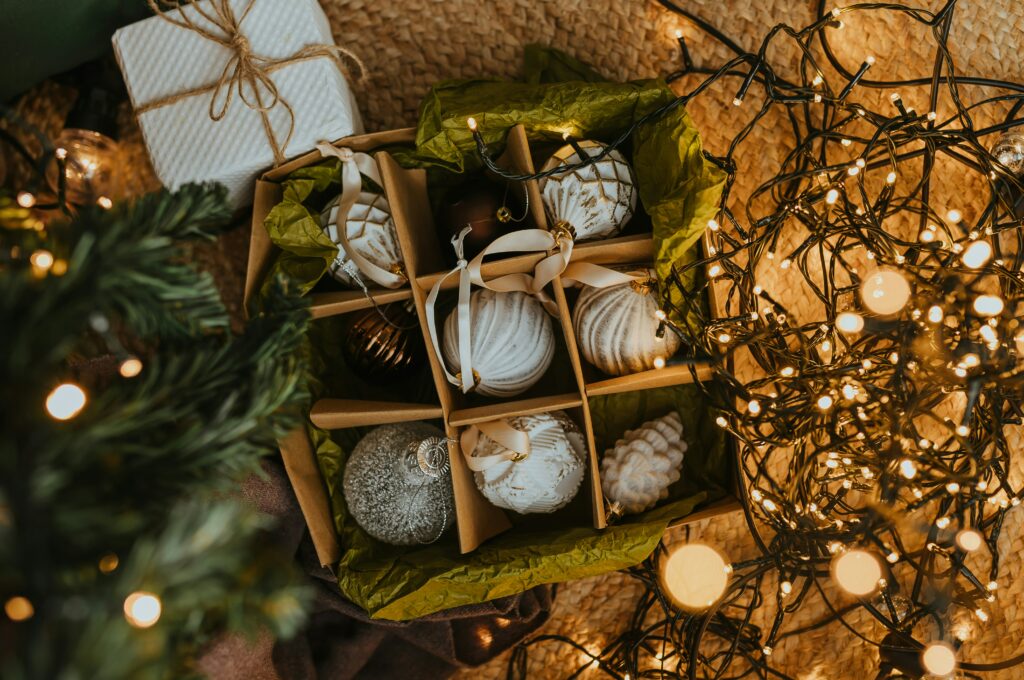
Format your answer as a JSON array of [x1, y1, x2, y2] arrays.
[[321, 191, 407, 289], [466, 412, 586, 514], [538, 140, 637, 241], [343, 422, 454, 545], [573, 269, 681, 375], [442, 289, 555, 398], [601, 411, 687, 514]]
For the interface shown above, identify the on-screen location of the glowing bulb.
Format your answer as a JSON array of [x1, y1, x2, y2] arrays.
[[715, 416, 728, 428], [466, 117, 477, 131], [962, 353, 980, 367], [653, 356, 666, 370], [675, 28, 683, 39], [899, 459, 917, 479], [661, 544, 730, 611], [973, 295, 1004, 316], [928, 305, 943, 323], [836, 312, 864, 333], [119, 357, 143, 378], [733, 97, 743, 107], [817, 395, 834, 410], [707, 219, 720, 231], [124, 592, 162, 628], [831, 550, 882, 596], [886, 171, 897, 184], [847, 166, 860, 176], [5, 596, 33, 621], [780, 366, 795, 377], [947, 209, 962, 223], [654, 309, 667, 321], [780, 580, 792, 595], [825, 188, 840, 204], [920, 229, 936, 243], [842, 384, 858, 400], [921, 642, 957, 676], [956, 529, 983, 552], [16, 191, 36, 208], [860, 269, 910, 315], [747, 400, 762, 415], [936, 516, 950, 529], [962, 241, 992, 268], [45, 383, 87, 420], [708, 264, 722, 277], [956, 425, 969, 436]]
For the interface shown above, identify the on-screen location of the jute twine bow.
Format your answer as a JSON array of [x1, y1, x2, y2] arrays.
[[460, 419, 532, 472], [138, 0, 366, 165]]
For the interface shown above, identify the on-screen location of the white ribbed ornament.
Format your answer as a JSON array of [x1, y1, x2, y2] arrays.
[[320, 191, 406, 289], [601, 411, 687, 514], [538, 141, 637, 241], [471, 411, 586, 514], [442, 289, 555, 398], [572, 271, 681, 375]]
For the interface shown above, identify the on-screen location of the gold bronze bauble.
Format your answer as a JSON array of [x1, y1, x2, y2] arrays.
[[342, 302, 426, 380]]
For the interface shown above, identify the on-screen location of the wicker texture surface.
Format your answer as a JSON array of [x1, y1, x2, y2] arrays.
[[8, 1, 1024, 677]]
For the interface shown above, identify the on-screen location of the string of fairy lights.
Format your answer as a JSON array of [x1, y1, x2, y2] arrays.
[[467, 1, 1024, 677]]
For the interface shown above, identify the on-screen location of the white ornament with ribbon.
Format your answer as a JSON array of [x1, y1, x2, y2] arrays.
[[460, 412, 586, 514], [316, 143, 407, 291]]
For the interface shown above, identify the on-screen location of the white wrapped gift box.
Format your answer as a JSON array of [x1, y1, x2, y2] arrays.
[[113, 0, 363, 208]]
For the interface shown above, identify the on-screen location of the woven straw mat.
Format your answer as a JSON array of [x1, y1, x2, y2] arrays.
[[9, 1, 1024, 677]]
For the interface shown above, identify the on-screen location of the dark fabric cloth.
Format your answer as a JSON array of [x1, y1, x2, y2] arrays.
[[199, 460, 554, 680]]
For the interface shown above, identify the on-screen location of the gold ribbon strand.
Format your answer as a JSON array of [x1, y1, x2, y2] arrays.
[[139, 0, 367, 165]]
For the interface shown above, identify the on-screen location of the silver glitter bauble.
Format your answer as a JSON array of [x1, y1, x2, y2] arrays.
[[343, 422, 455, 546], [992, 132, 1024, 176]]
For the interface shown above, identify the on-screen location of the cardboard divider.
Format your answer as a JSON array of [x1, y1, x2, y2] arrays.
[[310, 400, 443, 430]]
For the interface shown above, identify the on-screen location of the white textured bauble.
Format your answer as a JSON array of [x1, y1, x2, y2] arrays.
[[573, 271, 681, 376], [601, 411, 687, 514], [443, 289, 555, 398], [471, 411, 587, 514], [538, 141, 637, 241], [320, 191, 406, 289]]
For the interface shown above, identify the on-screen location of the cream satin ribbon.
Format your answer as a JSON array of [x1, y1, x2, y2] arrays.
[[425, 227, 565, 393], [460, 419, 532, 471], [316, 142, 406, 289]]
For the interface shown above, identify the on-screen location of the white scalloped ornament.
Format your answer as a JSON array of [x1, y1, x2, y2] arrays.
[[538, 141, 637, 241], [573, 269, 681, 375], [601, 411, 687, 514], [442, 289, 555, 398], [471, 411, 587, 514], [320, 191, 406, 289]]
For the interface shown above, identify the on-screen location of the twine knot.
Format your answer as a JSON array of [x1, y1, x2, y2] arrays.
[[229, 30, 251, 55]]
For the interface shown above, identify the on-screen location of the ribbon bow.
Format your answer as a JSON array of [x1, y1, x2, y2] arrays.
[[140, 0, 366, 165], [460, 419, 533, 472], [315, 142, 406, 288]]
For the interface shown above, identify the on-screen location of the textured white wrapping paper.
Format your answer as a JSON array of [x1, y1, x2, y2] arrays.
[[113, 0, 362, 208]]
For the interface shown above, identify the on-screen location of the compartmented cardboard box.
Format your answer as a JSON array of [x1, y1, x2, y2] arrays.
[[244, 126, 741, 565]]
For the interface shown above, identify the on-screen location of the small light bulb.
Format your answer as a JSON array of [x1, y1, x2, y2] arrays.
[[674, 28, 683, 39], [956, 425, 969, 436], [860, 269, 911, 316], [660, 544, 730, 611], [119, 357, 143, 378], [813, 74, 824, 86], [842, 384, 858, 400], [747, 400, 761, 415], [855, 158, 866, 168], [928, 305, 943, 323], [899, 459, 917, 479], [921, 642, 957, 677], [707, 219, 720, 231], [4, 596, 34, 621], [16, 191, 36, 208], [708, 264, 722, 277], [654, 309, 667, 321], [886, 171, 897, 184], [836, 312, 864, 333], [466, 117, 477, 131], [825, 188, 840, 204], [780, 580, 792, 595], [780, 366, 795, 377], [841, 138, 852, 146], [45, 383, 87, 421], [832, 550, 882, 596], [962, 241, 992, 268], [733, 97, 743, 107], [865, 55, 876, 65], [848, 166, 860, 176], [30, 250, 54, 272], [947, 209, 962, 223], [124, 592, 162, 628], [96, 196, 113, 209], [653, 356, 666, 370], [927, 111, 937, 121], [817, 395, 834, 410], [973, 295, 1004, 316], [936, 516, 950, 529], [947, 482, 961, 494], [715, 416, 728, 428], [956, 529, 983, 552]]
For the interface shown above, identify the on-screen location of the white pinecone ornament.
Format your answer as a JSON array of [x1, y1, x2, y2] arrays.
[[538, 140, 637, 241], [600, 411, 687, 514]]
